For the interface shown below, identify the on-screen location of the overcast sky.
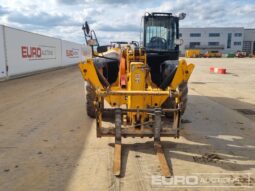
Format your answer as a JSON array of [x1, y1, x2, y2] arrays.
[[0, 0, 255, 44]]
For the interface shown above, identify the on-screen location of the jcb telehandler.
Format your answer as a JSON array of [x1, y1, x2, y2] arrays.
[[79, 12, 194, 177]]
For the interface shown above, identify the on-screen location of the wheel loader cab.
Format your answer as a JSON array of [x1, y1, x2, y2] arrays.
[[143, 12, 182, 87]]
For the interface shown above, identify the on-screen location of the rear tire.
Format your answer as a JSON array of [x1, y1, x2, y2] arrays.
[[86, 83, 96, 118], [162, 82, 188, 118]]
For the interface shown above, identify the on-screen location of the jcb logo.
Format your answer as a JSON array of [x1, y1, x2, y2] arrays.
[[21, 46, 41, 58]]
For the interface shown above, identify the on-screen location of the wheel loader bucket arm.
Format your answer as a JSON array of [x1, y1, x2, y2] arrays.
[[170, 59, 195, 90]]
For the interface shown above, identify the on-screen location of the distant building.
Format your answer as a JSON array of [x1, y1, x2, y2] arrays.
[[179, 27, 255, 55]]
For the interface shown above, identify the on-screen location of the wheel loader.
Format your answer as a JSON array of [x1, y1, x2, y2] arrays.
[[79, 12, 194, 177]]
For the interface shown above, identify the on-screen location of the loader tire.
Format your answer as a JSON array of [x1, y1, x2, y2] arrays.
[[179, 82, 188, 115], [86, 83, 96, 118], [162, 82, 188, 118], [162, 96, 175, 118]]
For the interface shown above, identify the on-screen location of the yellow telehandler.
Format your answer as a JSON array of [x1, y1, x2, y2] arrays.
[[79, 12, 194, 177]]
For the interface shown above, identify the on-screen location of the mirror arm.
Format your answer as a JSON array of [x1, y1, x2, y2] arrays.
[[82, 21, 115, 59], [91, 30, 100, 46], [90, 30, 99, 57], [82, 29, 95, 57]]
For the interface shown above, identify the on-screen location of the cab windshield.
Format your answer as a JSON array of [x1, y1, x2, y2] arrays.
[[144, 17, 177, 51]]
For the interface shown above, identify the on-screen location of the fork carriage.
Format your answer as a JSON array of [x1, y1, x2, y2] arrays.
[[93, 90, 182, 177]]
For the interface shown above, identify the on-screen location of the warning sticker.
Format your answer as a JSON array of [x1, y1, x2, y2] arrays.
[[135, 74, 141, 83]]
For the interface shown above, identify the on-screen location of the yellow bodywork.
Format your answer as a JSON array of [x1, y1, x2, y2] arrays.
[[79, 48, 194, 123], [127, 62, 146, 122], [170, 59, 195, 89]]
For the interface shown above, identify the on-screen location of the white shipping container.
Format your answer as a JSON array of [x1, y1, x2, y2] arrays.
[[0, 25, 6, 79], [4, 26, 62, 76], [61, 40, 83, 66]]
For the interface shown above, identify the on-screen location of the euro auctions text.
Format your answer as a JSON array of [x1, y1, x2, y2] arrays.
[[151, 173, 253, 187], [21, 45, 56, 60]]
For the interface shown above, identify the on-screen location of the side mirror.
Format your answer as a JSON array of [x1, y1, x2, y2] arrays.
[[178, 13, 186, 20], [175, 38, 184, 46], [83, 21, 90, 35], [97, 45, 108, 53]]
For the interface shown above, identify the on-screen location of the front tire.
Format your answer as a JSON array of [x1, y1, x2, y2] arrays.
[[179, 82, 188, 115], [162, 82, 188, 118], [86, 83, 96, 118]]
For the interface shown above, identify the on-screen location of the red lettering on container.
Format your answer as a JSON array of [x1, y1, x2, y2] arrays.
[[66, 50, 73, 57], [21, 46, 42, 59], [21, 46, 27, 58]]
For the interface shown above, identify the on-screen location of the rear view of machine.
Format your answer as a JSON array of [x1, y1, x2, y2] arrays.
[[79, 12, 194, 177]]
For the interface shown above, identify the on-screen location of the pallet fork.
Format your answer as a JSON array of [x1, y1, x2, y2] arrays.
[[111, 107, 180, 177], [94, 94, 181, 177]]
